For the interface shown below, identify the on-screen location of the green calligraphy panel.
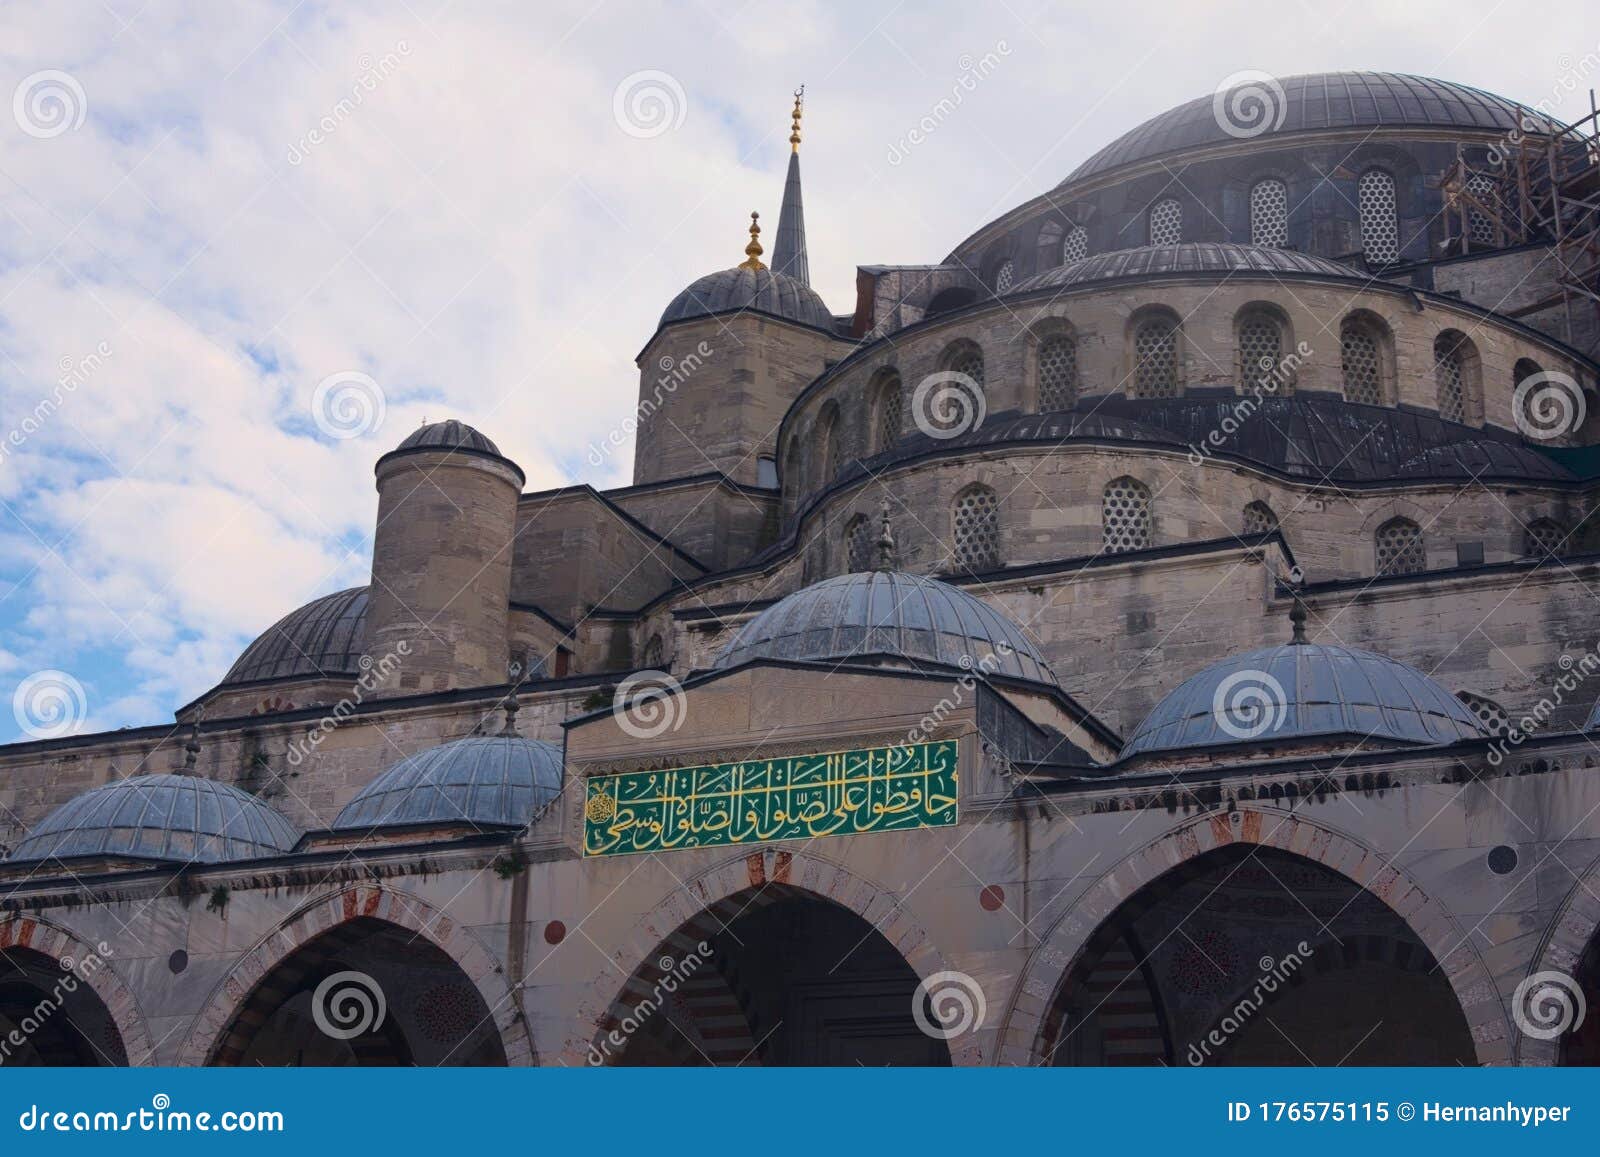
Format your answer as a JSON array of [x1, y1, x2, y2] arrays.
[[582, 740, 958, 857]]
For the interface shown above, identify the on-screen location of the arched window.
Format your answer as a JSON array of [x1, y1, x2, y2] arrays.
[[1148, 198, 1182, 246], [1433, 331, 1480, 424], [1062, 224, 1089, 264], [782, 440, 802, 510], [993, 260, 1016, 293], [756, 455, 777, 488], [952, 484, 1000, 570], [1375, 517, 1425, 576], [1132, 315, 1180, 398], [872, 372, 903, 453], [845, 513, 874, 572], [1237, 310, 1287, 390], [1249, 178, 1288, 247], [1037, 333, 1079, 411], [1524, 517, 1568, 558], [1465, 173, 1498, 247], [1340, 314, 1388, 405], [816, 404, 842, 481], [1358, 169, 1400, 265], [641, 634, 664, 669], [1456, 691, 1511, 737], [1103, 476, 1152, 554], [1514, 357, 1544, 392], [944, 342, 985, 388], [1242, 501, 1278, 536]]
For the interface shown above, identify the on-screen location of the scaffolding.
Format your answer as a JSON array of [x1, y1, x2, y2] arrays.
[[1439, 90, 1600, 343]]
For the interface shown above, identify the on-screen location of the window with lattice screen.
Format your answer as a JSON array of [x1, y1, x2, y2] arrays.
[[1340, 318, 1384, 404], [1149, 198, 1182, 245], [1133, 318, 1179, 398], [1434, 334, 1466, 423], [1524, 518, 1567, 558], [1375, 518, 1425, 575], [1238, 313, 1285, 389], [1457, 691, 1511, 737], [1358, 169, 1399, 264], [1037, 334, 1078, 411], [1250, 179, 1288, 246], [846, 514, 873, 572], [993, 260, 1015, 293], [874, 375, 902, 452], [952, 486, 1000, 570], [641, 635, 664, 668], [1062, 225, 1088, 264], [1103, 477, 1151, 554], [1465, 173, 1497, 246], [1242, 501, 1278, 536], [947, 345, 985, 387]]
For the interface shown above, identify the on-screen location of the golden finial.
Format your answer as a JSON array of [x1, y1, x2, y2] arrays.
[[789, 85, 804, 152], [739, 211, 766, 271]]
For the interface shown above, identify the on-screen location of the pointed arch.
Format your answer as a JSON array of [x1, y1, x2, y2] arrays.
[[0, 915, 155, 1066]]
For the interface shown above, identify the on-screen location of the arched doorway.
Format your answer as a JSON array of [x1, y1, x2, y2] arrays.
[[208, 917, 507, 1066], [0, 945, 127, 1066], [1044, 845, 1476, 1066], [600, 886, 951, 1066]]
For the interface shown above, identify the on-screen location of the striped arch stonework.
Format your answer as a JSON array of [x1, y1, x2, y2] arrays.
[[570, 848, 970, 1065], [0, 914, 156, 1066], [995, 808, 1510, 1066], [176, 885, 534, 1066], [1519, 849, 1600, 1065]]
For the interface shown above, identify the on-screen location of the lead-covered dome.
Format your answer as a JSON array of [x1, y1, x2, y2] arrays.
[[714, 570, 1058, 686], [660, 266, 834, 332], [1122, 643, 1485, 758], [1009, 242, 1359, 295], [222, 586, 368, 686], [394, 419, 501, 456], [332, 736, 564, 831], [8, 774, 301, 865], [1064, 72, 1560, 185]]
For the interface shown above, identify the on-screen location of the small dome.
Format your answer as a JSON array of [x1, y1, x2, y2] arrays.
[[660, 266, 834, 332], [1123, 643, 1485, 758], [332, 736, 564, 831], [714, 570, 1058, 686], [1010, 243, 1359, 296], [394, 419, 502, 457], [8, 774, 301, 865], [223, 586, 368, 686]]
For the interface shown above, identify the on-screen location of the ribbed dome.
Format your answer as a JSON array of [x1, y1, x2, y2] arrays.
[[660, 266, 834, 331], [714, 571, 1058, 686], [1122, 643, 1485, 758], [332, 736, 564, 831], [8, 774, 301, 865], [1064, 72, 1560, 185], [1010, 243, 1359, 296], [223, 586, 368, 686], [394, 419, 501, 456]]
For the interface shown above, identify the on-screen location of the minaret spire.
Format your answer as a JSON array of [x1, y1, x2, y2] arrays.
[[771, 86, 810, 285]]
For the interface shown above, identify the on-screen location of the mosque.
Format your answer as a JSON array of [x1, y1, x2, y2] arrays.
[[4, 72, 1600, 1066]]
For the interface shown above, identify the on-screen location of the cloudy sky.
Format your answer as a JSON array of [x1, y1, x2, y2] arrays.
[[0, 0, 1594, 740]]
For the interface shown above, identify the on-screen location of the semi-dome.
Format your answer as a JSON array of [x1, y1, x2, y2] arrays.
[[332, 736, 564, 831], [222, 586, 368, 686], [1009, 242, 1360, 295], [8, 774, 301, 865], [660, 265, 834, 332], [394, 418, 502, 457], [714, 570, 1058, 686], [1122, 642, 1486, 759], [1064, 72, 1560, 185]]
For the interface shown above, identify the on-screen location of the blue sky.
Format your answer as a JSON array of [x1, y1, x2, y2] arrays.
[[0, 0, 1595, 742]]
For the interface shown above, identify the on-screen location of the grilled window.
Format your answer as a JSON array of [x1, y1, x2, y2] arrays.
[[1038, 335, 1079, 411], [1434, 337, 1466, 423], [994, 260, 1015, 292], [953, 485, 1000, 570], [1243, 501, 1278, 536], [1340, 318, 1384, 405], [874, 375, 903, 453], [1250, 179, 1288, 246], [1465, 173, 1498, 246], [1133, 318, 1180, 398], [1238, 314, 1285, 389], [1524, 518, 1567, 558], [1062, 225, 1089, 264], [1103, 476, 1152, 554], [1149, 198, 1182, 246], [1375, 517, 1425, 576], [948, 346, 985, 387], [1457, 691, 1511, 737], [1358, 169, 1400, 264]]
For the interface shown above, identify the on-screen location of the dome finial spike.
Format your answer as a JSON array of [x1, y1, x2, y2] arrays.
[[180, 707, 205, 775], [738, 210, 766, 271], [875, 497, 897, 571], [790, 85, 804, 153], [1288, 579, 1309, 645]]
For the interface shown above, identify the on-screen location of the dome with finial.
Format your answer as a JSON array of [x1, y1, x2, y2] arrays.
[[660, 211, 833, 332], [331, 735, 564, 832], [392, 419, 503, 457]]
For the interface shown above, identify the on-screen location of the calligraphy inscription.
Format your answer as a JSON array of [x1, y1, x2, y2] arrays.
[[582, 740, 959, 858]]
